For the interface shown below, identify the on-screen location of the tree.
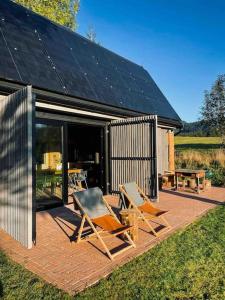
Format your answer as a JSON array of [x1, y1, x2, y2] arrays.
[[201, 75, 225, 138], [14, 0, 80, 30], [86, 25, 100, 44], [179, 120, 208, 137]]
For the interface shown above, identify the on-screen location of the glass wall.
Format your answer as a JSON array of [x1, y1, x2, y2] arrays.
[[35, 122, 63, 210]]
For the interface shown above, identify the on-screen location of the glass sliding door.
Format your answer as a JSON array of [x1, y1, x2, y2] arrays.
[[35, 122, 63, 210]]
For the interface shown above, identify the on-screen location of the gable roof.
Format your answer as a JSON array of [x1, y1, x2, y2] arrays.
[[0, 0, 181, 123]]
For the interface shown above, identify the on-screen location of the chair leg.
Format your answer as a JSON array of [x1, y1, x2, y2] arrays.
[[160, 215, 171, 229], [86, 216, 114, 260], [123, 231, 136, 248], [139, 213, 159, 237], [144, 218, 159, 237], [94, 230, 114, 260], [77, 215, 86, 243]]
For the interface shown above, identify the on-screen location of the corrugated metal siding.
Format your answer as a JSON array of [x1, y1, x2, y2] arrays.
[[0, 86, 34, 248], [110, 115, 158, 198], [157, 127, 169, 174]]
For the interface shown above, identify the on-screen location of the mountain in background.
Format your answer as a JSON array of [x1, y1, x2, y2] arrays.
[[179, 120, 211, 136]]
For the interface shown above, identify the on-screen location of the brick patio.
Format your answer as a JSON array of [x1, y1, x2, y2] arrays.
[[0, 187, 224, 295]]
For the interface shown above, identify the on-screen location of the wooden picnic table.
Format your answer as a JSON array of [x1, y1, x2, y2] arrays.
[[175, 169, 206, 194]]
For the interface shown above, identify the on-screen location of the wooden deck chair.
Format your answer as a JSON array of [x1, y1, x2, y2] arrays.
[[73, 187, 136, 260], [119, 182, 171, 237]]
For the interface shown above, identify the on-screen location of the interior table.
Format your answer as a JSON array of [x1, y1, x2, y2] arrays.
[[55, 169, 82, 175], [175, 169, 206, 194]]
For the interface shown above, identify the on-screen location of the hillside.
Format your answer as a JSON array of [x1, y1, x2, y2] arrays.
[[179, 121, 210, 136]]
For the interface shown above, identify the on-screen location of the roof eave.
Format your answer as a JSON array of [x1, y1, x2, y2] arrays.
[[0, 78, 182, 127]]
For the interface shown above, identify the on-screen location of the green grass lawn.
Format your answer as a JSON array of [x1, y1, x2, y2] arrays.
[[175, 136, 222, 151], [0, 252, 70, 300], [1, 205, 225, 299]]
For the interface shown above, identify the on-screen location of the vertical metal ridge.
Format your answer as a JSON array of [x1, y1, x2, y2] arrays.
[[0, 86, 34, 248], [110, 115, 158, 198]]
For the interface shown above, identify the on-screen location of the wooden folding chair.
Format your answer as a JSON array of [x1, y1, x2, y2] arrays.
[[73, 187, 136, 260], [119, 182, 171, 237]]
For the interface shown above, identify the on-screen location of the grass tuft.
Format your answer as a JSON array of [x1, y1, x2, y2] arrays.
[[175, 149, 225, 168], [0, 251, 72, 300]]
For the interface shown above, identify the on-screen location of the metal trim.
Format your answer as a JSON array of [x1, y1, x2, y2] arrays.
[[36, 101, 122, 121], [0, 79, 182, 127]]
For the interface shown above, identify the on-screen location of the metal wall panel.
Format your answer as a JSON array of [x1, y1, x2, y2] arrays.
[[0, 86, 35, 248], [157, 127, 169, 174], [109, 115, 158, 198]]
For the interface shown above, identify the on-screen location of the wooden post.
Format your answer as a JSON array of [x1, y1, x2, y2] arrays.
[[120, 209, 138, 242], [168, 131, 175, 172]]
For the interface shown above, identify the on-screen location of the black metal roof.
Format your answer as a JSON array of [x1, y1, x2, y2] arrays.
[[0, 0, 181, 123]]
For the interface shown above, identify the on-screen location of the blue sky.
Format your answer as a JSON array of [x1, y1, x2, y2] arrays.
[[77, 0, 225, 122]]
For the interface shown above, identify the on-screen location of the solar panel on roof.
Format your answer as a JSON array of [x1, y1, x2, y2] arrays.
[[0, 0, 181, 123]]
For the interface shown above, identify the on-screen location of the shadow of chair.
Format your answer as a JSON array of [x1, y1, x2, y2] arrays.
[[47, 206, 82, 242], [161, 189, 224, 206]]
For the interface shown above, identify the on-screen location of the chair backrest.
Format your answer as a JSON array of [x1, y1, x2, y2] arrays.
[[74, 187, 109, 218], [75, 170, 87, 181], [123, 182, 144, 206]]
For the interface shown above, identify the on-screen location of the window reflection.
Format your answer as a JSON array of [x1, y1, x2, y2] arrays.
[[35, 123, 63, 210]]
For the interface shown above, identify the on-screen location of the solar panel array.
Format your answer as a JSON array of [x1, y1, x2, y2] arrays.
[[0, 0, 181, 122]]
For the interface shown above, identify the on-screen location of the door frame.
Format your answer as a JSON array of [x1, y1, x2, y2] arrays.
[[35, 118, 65, 210], [66, 122, 107, 195], [36, 111, 109, 207]]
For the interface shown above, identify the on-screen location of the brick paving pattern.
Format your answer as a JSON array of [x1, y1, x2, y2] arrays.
[[0, 187, 224, 294]]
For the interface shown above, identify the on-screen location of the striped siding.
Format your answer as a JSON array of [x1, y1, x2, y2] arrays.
[[0, 86, 34, 248], [110, 115, 158, 198]]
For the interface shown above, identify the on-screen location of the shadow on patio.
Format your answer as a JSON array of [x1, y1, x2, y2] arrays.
[[162, 188, 225, 206], [0, 187, 224, 295]]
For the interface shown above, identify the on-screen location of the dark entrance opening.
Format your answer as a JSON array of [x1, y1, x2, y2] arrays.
[[35, 116, 106, 211], [67, 124, 104, 193]]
